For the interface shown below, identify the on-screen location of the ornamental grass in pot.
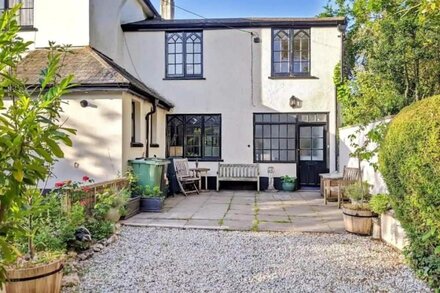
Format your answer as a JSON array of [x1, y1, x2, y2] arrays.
[[93, 189, 130, 223], [342, 181, 377, 236]]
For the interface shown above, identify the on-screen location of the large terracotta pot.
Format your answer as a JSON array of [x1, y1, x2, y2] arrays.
[[342, 207, 376, 236], [4, 259, 64, 293]]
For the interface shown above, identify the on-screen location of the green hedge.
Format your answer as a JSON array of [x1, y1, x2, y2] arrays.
[[379, 95, 440, 289]]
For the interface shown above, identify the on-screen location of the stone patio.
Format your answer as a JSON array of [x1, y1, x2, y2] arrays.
[[122, 190, 345, 233]]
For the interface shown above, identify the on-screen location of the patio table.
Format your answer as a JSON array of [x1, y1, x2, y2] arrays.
[[190, 168, 210, 191]]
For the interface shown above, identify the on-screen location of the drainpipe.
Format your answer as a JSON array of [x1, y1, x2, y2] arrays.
[[145, 99, 159, 158], [336, 23, 347, 172]]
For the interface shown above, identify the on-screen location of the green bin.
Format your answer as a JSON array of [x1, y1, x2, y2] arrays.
[[129, 158, 170, 193]]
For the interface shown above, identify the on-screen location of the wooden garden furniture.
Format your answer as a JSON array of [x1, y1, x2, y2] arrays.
[[216, 163, 260, 192], [324, 166, 360, 208], [173, 158, 200, 196]]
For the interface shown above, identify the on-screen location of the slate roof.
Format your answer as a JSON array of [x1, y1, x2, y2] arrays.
[[122, 17, 346, 31], [16, 47, 173, 109]]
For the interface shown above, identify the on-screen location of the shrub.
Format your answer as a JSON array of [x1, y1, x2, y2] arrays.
[[369, 194, 391, 215], [85, 219, 114, 241], [379, 95, 440, 289], [344, 181, 371, 202]]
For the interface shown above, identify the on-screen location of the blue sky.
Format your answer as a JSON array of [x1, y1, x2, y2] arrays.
[[150, 0, 330, 18]]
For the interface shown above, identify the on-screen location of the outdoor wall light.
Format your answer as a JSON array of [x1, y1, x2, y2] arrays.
[[289, 96, 302, 109], [80, 100, 97, 108], [338, 24, 347, 33]]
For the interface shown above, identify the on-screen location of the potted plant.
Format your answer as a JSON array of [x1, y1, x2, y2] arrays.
[[280, 175, 297, 192], [5, 189, 66, 292], [140, 185, 164, 212], [342, 181, 377, 235], [121, 170, 142, 220]]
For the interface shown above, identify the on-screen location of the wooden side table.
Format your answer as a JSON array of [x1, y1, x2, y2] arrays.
[[319, 172, 343, 203], [190, 167, 210, 191]]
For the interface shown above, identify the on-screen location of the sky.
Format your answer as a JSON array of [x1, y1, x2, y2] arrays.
[[150, 0, 330, 19]]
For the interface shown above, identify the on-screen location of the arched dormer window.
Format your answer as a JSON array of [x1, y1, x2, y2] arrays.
[[272, 28, 310, 76], [0, 0, 34, 28], [166, 31, 203, 79]]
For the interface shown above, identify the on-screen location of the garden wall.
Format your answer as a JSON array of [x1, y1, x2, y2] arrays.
[[338, 117, 392, 194]]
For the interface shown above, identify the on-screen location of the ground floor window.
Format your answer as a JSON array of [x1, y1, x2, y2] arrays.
[[166, 114, 221, 160], [253, 113, 328, 163]]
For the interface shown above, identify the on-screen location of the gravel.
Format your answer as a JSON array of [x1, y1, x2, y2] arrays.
[[76, 227, 431, 292]]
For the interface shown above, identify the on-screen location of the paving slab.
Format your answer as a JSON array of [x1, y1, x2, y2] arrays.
[[291, 217, 333, 233], [258, 222, 295, 232], [258, 214, 291, 223], [221, 220, 253, 231], [185, 219, 223, 229], [224, 212, 255, 221]]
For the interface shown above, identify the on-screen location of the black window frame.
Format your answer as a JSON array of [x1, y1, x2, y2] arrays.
[[253, 113, 298, 163], [271, 28, 311, 77], [166, 114, 221, 161], [0, 0, 34, 29], [165, 31, 204, 79]]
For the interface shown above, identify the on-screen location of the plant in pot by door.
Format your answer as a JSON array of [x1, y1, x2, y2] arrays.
[[342, 181, 377, 236], [121, 170, 142, 220], [280, 175, 297, 192], [140, 186, 164, 212]]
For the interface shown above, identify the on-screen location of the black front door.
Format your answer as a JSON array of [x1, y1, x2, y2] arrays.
[[298, 125, 327, 186]]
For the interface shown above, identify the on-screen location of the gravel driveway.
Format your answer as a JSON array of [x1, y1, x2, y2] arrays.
[[77, 227, 430, 292]]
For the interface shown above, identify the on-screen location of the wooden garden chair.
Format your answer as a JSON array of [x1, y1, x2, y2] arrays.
[[324, 166, 360, 208], [173, 158, 200, 196]]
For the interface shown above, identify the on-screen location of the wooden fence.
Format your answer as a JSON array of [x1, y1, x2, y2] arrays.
[[67, 178, 129, 215]]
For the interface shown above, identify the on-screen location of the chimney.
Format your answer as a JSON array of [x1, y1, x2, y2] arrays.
[[161, 0, 175, 20]]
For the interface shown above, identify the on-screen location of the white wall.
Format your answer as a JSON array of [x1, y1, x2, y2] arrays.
[[18, 0, 90, 48], [47, 92, 124, 187], [339, 118, 392, 194], [123, 27, 341, 178]]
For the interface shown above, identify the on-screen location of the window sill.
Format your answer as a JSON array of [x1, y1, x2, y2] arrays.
[[269, 75, 318, 80], [163, 77, 206, 81], [168, 157, 223, 162], [130, 142, 144, 148], [150, 143, 160, 148], [19, 26, 37, 32]]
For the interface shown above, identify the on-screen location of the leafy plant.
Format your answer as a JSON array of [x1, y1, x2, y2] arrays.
[[0, 5, 75, 281], [93, 188, 130, 220], [369, 194, 392, 215], [142, 185, 162, 198], [379, 95, 440, 289], [280, 176, 296, 184], [84, 219, 114, 241]]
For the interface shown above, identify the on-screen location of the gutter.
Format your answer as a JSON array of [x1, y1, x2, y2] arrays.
[[145, 99, 159, 157]]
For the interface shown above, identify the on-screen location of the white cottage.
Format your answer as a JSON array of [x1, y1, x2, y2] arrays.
[[12, 0, 345, 189]]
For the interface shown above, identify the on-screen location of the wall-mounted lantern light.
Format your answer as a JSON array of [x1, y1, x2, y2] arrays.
[[289, 95, 302, 109]]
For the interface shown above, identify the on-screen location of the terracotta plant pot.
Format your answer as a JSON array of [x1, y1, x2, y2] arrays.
[[105, 207, 121, 223], [5, 259, 64, 293], [342, 207, 376, 236]]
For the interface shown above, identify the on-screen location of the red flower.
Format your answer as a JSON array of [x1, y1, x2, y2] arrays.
[[82, 187, 91, 192], [82, 176, 90, 182], [55, 182, 65, 188]]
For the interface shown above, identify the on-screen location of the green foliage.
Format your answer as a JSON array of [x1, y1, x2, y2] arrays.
[[93, 188, 130, 219], [379, 95, 440, 289], [0, 4, 76, 280], [142, 185, 162, 198], [344, 181, 371, 202], [84, 219, 114, 241], [280, 175, 296, 184], [326, 0, 440, 127], [369, 194, 392, 214]]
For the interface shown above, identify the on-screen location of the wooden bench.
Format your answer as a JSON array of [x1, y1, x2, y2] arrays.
[[216, 163, 260, 192]]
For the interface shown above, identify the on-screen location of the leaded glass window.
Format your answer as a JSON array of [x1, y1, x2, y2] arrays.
[[272, 28, 311, 76], [167, 114, 221, 159], [166, 31, 203, 78]]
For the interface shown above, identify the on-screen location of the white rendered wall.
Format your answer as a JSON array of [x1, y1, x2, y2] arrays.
[[18, 0, 90, 49], [338, 118, 392, 194], [121, 92, 167, 172], [48, 92, 124, 187], [123, 27, 341, 178]]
